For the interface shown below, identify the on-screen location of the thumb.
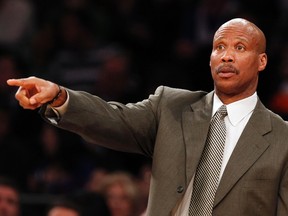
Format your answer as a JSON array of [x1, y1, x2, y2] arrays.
[[29, 86, 49, 105], [29, 96, 38, 105]]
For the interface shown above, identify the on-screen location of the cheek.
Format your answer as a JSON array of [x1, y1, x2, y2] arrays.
[[210, 59, 218, 79], [209, 54, 216, 66], [241, 58, 259, 74], [209, 60, 215, 72], [209, 54, 220, 71]]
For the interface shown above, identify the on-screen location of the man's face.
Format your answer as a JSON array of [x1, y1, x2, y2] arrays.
[[210, 20, 267, 102], [0, 186, 19, 216], [106, 183, 133, 216]]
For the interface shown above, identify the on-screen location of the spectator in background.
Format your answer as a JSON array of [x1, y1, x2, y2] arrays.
[[268, 45, 288, 120], [0, 51, 23, 108], [0, 177, 20, 216], [84, 168, 108, 194], [0, 0, 34, 64], [136, 163, 151, 216], [100, 172, 141, 216], [94, 47, 141, 103], [0, 50, 39, 192], [70, 190, 110, 216], [45, 11, 105, 93], [46, 191, 110, 216], [27, 123, 86, 195], [46, 198, 81, 216], [0, 102, 37, 192], [27, 123, 73, 194]]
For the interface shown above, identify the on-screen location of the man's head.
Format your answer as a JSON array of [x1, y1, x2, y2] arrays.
[[210, 18, 268, 104], [47, 207, 79, 216], [47, 199, 81, 216], [0, 177, 20, 216]]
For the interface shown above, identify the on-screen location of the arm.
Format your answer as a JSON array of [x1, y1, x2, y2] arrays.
[[7, 76, 160, 156], [53, 88, 160, 156]]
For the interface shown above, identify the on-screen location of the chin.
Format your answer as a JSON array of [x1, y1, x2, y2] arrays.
[[215, 85, 238, 96]]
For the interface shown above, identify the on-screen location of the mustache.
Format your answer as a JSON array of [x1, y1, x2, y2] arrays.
[[215, 64, 239, 74]]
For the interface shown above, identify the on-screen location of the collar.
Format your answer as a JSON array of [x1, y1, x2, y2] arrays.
[[213, 92, 258, 126]]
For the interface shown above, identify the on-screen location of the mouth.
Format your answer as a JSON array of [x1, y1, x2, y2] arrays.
[[216, 65, 239, 78]]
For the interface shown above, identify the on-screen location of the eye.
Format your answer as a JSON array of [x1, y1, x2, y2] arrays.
[[236, 44, 245, 51], [216, 44, 225, 50]]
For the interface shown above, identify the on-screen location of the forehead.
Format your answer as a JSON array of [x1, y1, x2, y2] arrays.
[[213, 22, 257, 44]]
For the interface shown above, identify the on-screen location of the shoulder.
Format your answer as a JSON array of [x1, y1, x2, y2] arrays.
[[268, 109, 288, 129], [257, 104, 288, 136], [153, 85, 208, 102], [145, 86, 210, 114]]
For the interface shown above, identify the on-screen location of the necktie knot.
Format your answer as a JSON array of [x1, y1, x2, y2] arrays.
[[217, 105, 227, 118]]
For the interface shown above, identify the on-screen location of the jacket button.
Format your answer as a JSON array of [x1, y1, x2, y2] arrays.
[[177, 186, 184, 193]]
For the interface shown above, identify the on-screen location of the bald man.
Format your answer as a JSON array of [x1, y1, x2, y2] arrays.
[[7, 18, 288, 216]]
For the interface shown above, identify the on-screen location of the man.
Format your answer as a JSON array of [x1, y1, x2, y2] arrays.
[[0, 177, 20, 216], [7, 18, 288, 215]]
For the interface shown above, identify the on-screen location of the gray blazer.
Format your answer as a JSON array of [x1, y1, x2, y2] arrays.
[[47, 85, 288, 216]]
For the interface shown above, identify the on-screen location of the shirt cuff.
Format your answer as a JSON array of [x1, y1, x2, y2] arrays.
[[40, 92, 69, 124], [52, 92, 69, 115]]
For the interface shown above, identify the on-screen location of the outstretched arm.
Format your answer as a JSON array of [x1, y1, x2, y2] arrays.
[[7, 76, 67, 109]]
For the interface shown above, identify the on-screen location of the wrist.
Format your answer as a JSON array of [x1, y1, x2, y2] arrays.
[[48, 85, 67, 107]]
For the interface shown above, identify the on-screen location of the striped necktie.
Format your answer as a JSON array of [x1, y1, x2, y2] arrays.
[[189, 105, 227, 216]]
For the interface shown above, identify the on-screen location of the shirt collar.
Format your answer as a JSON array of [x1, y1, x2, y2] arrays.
[[213, 92, 258, 126]]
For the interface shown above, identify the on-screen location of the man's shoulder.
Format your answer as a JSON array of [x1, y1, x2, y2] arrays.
[[151, 85, 210, 109], [155, 85, 209, 98]]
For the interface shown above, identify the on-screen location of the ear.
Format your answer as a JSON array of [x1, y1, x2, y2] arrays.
[[258, 53, 267, 72]]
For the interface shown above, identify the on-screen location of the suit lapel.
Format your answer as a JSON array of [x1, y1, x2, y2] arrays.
[[182, 91, 214, 184], [214, 101, 272, 206], [182, 94, 272, 206]]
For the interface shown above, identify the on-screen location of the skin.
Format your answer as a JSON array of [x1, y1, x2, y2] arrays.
[[47, 207, 79, 216], [6, 76, 67, 109], [7, 18, 268, 108], [210, 18, 267, 104], [106, 183, 134, 216], [0, 186, 19, 216]]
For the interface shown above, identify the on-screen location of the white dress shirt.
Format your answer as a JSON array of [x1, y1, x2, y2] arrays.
[[173, 92, 258, 215]]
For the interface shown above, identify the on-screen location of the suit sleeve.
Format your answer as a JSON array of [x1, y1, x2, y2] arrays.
[[41, 86, 166, 157]]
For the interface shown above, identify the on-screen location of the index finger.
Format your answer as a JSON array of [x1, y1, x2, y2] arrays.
[[7, 77, 39, 87], [7, 78, 24, 87]]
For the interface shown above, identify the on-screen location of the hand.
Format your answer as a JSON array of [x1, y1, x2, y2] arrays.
[[7, 76, 63, 110]]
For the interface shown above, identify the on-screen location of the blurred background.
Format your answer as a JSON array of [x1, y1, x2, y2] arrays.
[[1, 0, 288, 215]]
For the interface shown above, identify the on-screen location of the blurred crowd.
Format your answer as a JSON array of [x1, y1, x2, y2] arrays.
[[1, 0, 288, 215]]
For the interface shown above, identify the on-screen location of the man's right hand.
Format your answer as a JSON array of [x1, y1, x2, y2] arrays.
[[7, 76, 67, 110]]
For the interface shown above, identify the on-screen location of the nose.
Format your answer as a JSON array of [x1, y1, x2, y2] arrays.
[[221, 49, 234, 63]]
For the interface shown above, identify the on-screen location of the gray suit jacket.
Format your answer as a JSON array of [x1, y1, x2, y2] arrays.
[[47, 86, 288, 216]]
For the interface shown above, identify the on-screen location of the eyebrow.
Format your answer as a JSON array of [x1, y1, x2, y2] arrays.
[[214, 36, 250, 45], [214, 36, 248, 42]]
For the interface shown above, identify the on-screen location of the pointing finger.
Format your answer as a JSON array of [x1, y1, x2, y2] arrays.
[[7, 78, 24, 87], [7, 77, 41, 88]]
